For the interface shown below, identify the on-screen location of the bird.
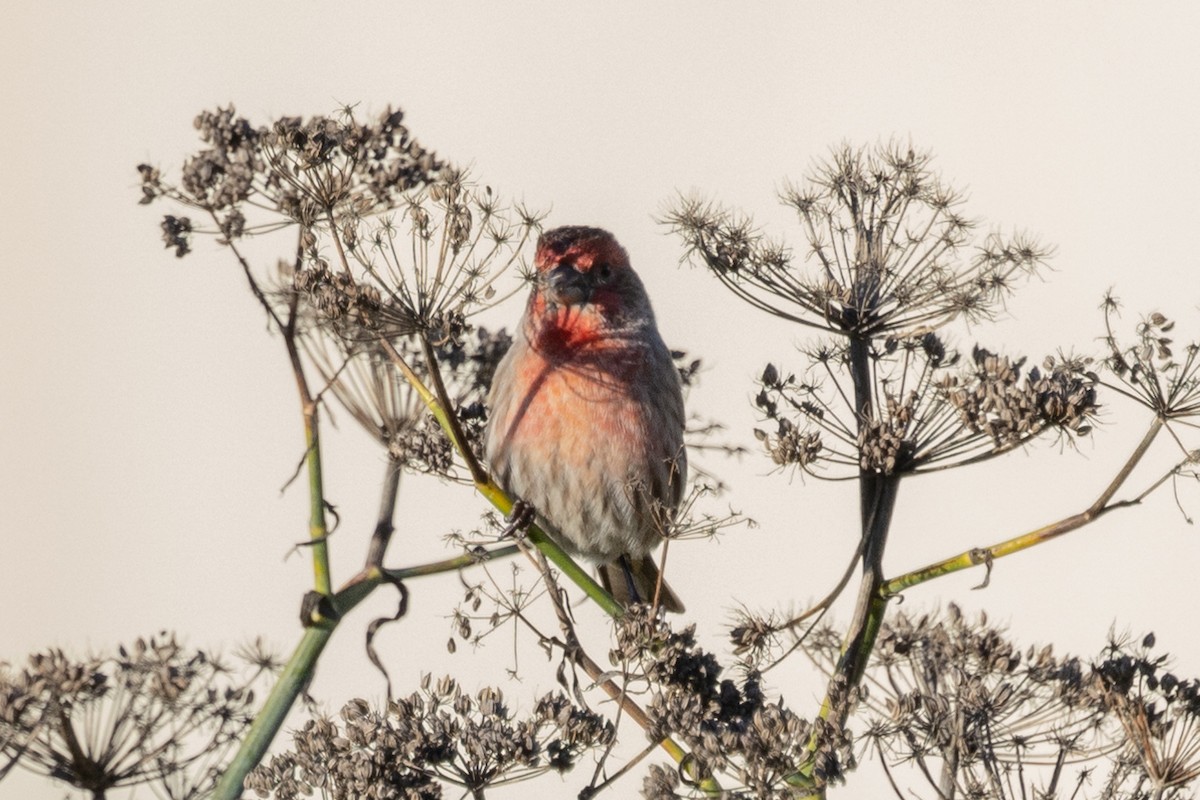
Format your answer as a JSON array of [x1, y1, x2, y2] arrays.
[[484, 225, 687, 612]]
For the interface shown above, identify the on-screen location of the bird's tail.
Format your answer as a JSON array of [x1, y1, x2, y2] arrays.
[[598, 554, 685, 613]]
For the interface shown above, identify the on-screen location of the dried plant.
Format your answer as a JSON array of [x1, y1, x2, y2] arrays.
[[291, 166, 540, 342], [663, 142, 1050, 337], [246, 678, 613, 799], [665, 143, 1094, 483], [612, 609, 851, 798], [1094, 634, 1200, 799], [1099, 300, 1200, 424], [753, 337, 1097, 478], [790, 611, 1200, 800], [802, 606, 1109, 799], [304, 326, 513, 479], [123, 110, 1200, 800], [138, 105, 442, 296], [662, 140, 1200, 800], [0, 634, 277, 800]]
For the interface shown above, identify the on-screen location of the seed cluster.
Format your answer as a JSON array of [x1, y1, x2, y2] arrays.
[[612, 609, 849, 798], [799, 608, 1200, 799], [756, 416, 824, 468], [0, 634, 275, 799], [941, 349, 1096, 446], [294, 261, 386, 329], [246, 677, 613, 799], [1102, 304, 1200, 421], [664, 144, 1051, 338]]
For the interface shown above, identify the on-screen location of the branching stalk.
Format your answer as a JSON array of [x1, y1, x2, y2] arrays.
[[220, 232, 334, 597], [829, 335, 902, 701], [529, 547, 722, 796], [366, 459, 402, 567], [212, 542, 525, 800], [883, 416, 1165, 596], [212, 627, 333, 800]]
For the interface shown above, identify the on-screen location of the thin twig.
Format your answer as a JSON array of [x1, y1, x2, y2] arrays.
[[883, 416, 1166, 596], [525, 543, 723, 795]]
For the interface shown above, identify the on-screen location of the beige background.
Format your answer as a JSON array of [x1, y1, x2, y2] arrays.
[[3, 3, 1199, 798]]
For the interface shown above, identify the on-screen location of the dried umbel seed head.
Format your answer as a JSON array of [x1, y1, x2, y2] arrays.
[[384, 418, 454, 473], [1093, 633, 1200, 794], [611, 609, 841, 795], [0, 634, 272, 799], [160, 214, 192, 258], [730, 612, 781, 660], [942, 348, 1097, 447], [1102, 303, 1200, 420], [664, 142, 1050, 336], [857, 417, 914, 474], [293, 263, 387, 330], [755, 418, 824, 469], [806, 607, 1123, 798], [182, 107, 262, 211], [266, 106, 443, 209], [246, 684, 613, 799], [137, 163, 163, 205], [751, 328, 1094, 481]]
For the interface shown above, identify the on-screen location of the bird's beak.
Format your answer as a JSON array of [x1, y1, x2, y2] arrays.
[[543, 263, 592, 307]]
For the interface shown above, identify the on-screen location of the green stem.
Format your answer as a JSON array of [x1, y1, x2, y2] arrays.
[[212, 625, 333, 800], [476, 478, 625, 618], [211, 543, 523, 800], [882, 416, 1164, 596], [882, 509, 1098, 596], [796, 335, 900, 792], [338, 544, 524, 612], [303, 409, 333, 596], [280, 279, 332, 598], [226, 232, 333, 596], [419, 336, 488, 485]]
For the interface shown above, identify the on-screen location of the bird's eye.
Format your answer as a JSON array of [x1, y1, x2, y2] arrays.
[[594, 263, 613, 284]]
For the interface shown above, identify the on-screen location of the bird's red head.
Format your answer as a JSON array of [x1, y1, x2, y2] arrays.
[[535, 226, 630, 276], [525, 226, 651, 351], [533, 226, 632, 309]]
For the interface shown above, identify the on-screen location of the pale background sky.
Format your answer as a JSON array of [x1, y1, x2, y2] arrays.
[[3, 3, 1199, 798]]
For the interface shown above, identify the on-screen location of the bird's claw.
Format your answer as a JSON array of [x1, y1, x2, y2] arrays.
[[500, 500, 536, 540]]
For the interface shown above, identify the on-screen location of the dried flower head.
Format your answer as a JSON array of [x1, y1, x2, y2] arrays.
[[664, 142, 1051, 337], [262, 105, 440, 214], [612, 609, 847, 796], [292, 167, 542, 340], [1100, 301, 1200, 423], [752, 334, 1096, 478], [141, 104, 440, 226], [246, 678, 613, 799], [1094, 633, 1200, 796], [303, 325, 512, 478], [803, 607, 1136, 800], [0, 634, 274, 800], [939, 348, 1097, 449]]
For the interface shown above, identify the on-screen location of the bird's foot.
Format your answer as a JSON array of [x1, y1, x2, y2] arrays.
[[499, 500, 536, 540]]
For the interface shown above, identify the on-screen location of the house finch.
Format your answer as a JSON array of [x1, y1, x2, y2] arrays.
[[485, 226, 686, 612]]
